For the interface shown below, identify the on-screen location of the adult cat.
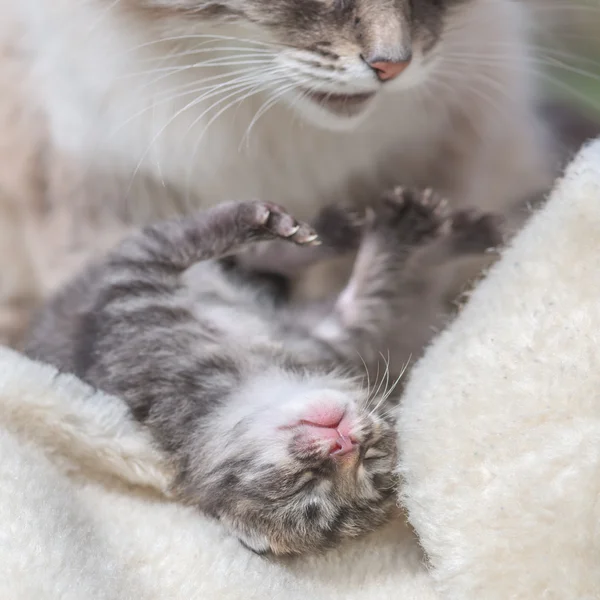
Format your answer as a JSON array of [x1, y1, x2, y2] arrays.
[[0, 0, 552, 347]]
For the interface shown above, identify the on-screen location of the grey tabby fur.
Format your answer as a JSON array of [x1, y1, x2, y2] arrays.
[[25, 189, 500, 556]]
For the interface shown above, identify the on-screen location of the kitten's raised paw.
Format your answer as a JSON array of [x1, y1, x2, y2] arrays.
[[312, 203, 367, 251], [376, 187, 450, 243], [450, 209, 504, 255], [240, 201, 320, 246]]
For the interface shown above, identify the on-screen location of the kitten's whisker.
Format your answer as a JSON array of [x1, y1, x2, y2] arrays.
[[379, 356, 412, 408], [369, 352, 390, 412], [369, 351, 392, 417], [355, 350, 371, 407], [367, 360, 382, 408]]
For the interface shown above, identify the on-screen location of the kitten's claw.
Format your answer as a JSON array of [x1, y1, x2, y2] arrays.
[[449, 209, 504, 254], [251, 202, 320, 246], [312, 203, 367, 251]]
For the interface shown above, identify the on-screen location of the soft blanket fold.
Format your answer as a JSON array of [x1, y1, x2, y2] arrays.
[[1, 139, 600, 599]]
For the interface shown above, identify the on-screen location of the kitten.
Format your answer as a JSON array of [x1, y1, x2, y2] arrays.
[[24, 189, 500, 556], [0, 0, 553, 346]]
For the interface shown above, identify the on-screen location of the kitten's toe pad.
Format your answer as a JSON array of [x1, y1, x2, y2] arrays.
[[378, 187, 450, 242], [241, 202, 320, 246], [450, 209, 504, 254]]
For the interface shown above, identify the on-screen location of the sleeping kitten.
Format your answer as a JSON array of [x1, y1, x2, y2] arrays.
[[24, 189, 500, 556], [0, 0, 553, 346]]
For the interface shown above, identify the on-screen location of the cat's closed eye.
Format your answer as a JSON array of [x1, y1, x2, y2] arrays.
[[297, 470, 317, 488], [363, 447, 388, 460]]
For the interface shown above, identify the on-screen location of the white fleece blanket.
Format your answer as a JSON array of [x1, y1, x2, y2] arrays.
[[1, 140, 600, 600]]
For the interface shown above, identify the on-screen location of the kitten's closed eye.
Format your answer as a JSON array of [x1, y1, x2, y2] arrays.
[[363, 447, 388, 460]]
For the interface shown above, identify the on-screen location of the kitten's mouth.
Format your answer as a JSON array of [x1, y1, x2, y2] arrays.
[[300, 89, 376, 117]]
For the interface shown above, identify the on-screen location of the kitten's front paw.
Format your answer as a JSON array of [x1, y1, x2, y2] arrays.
[[376, 187, 450, 243], [450, 209, 504, 254], [312, 203, 367, 251], [239, 202, 320, 246]]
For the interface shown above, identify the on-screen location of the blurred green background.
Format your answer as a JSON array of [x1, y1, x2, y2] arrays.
[[532, 0, 600, 118]]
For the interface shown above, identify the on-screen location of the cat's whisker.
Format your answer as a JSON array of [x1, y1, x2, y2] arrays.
[[366, 360, 382, 408], [442, 53, 600, 113], [368, 351, 393, 417], [238, 74, 313, 148], [110, 69, 274, 144], [368, 352, 390, 413], [86, 0, 122, 36], [443, 51, 600, 85], [137, 46, 276, 63], [123, 32, 278, 55], [355, 351, 371, 407], [125, 63, 268, 106], [182, 75, 294, 199], [117, 57, 277, 80], [380, 356, 412, 407], [125, 77, 270, 196]]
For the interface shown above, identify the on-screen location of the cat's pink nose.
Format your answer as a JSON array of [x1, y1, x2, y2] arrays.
[[368, 59, 411, 81], [297, 409, 360, 457], [329, 435, 359, 457]]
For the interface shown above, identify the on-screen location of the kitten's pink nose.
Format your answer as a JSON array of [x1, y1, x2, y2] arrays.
[[368, 59, 411, 81], [298, 409, 359, 457], [329, 435, 359, 457]]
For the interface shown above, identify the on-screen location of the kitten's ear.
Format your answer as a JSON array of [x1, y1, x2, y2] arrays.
[[223, 518, 272, 556], [238, 536, 271, 557]]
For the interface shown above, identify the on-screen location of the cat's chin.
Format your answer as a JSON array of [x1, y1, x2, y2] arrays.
[[286, 90, 377, 132]]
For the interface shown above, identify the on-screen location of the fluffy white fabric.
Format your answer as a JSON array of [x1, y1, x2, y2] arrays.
[[1, 139, 599, 599], [399, 138, 600, 599], [0, 349, 435, 599]]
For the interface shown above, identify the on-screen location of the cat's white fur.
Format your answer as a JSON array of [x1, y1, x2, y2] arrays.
[[0, 0, 553, 345]]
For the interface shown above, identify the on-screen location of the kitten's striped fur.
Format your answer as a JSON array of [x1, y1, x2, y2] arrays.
[[25, 190, 500, 555]]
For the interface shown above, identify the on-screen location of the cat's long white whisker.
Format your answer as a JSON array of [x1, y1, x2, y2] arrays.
[[355, 351, 371, 407], [148, 73, 284, 196], [118, 57, 276, 80], [126, 77, 268, 194], [367, 360, 382, 408], [86, 0, 122, 35], [110, 69, 271, 141], [137, 47, 276, 62], [369, 352, 390, 412], [123, 33, 277, 55], [381, 355, 412, 404], [126, 64, 267, 106], [443, 51, 600, 85], [369, 355, 411, 418], [238, 76, 309, 148], [182, 75, 294, 198]]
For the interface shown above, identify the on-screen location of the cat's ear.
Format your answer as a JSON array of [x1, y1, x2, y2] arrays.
[[222, 517, 272, 556], [238, 536, 271, 556]]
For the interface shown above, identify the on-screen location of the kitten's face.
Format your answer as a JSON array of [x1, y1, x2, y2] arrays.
[[194, 373, 398, 556], [128, 0, 472, 130]]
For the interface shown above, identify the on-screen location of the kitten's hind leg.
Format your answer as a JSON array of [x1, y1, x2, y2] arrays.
[[309, 189, 502, 372], [310, 188, 451, 369]]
